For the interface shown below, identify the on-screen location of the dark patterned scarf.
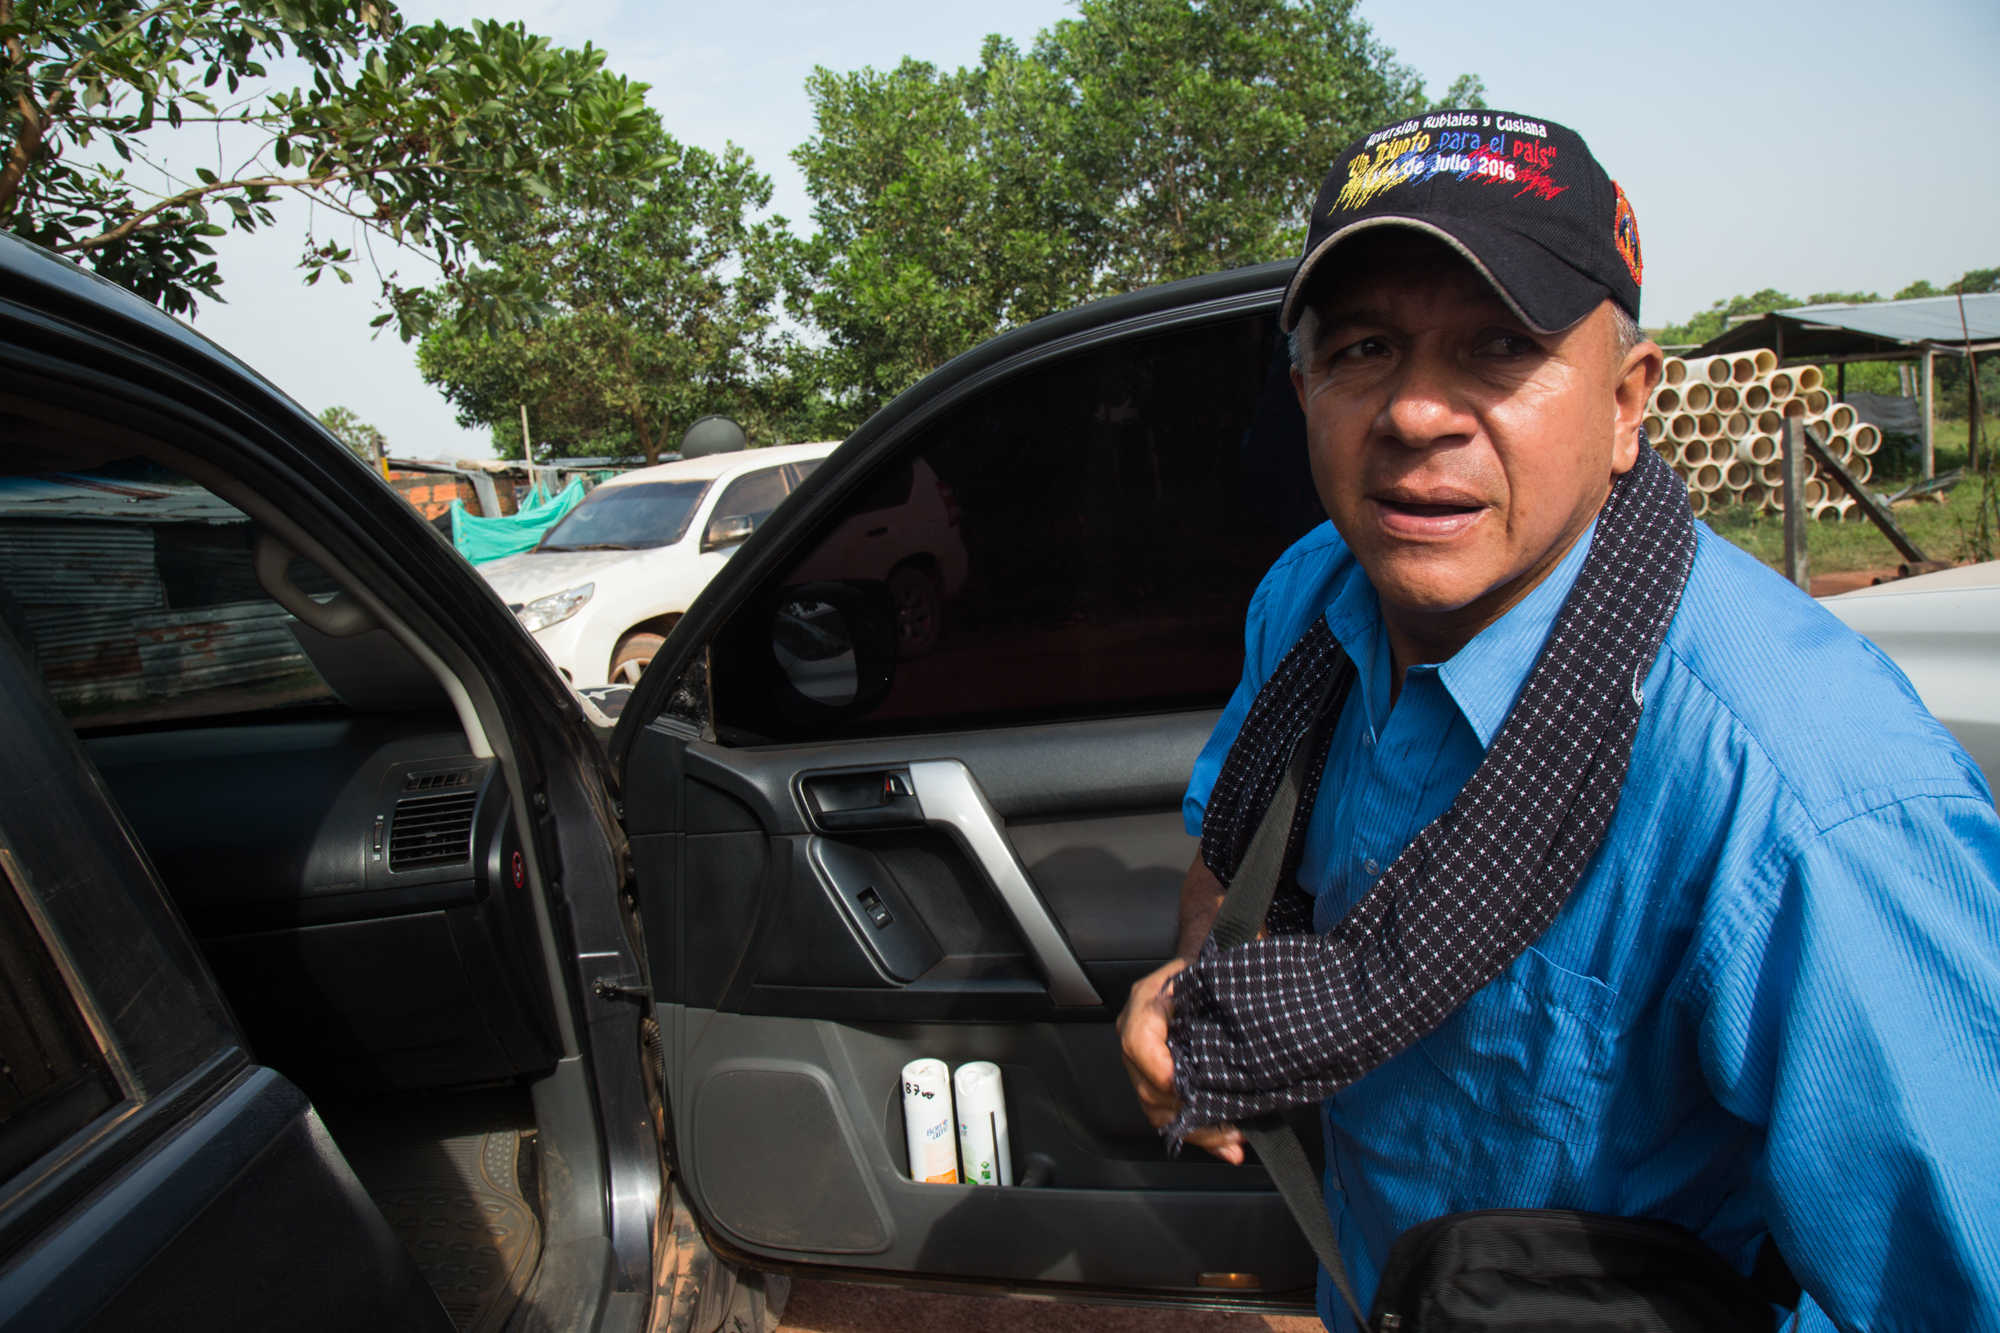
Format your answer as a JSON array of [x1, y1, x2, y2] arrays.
[[1168, 444, 1696, 1136]]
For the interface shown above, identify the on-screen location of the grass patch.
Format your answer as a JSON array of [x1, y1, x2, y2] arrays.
[[1868, 416, 1994, 488], [1705, 478, 1992, 573], [1703, 414, 1999, 573]]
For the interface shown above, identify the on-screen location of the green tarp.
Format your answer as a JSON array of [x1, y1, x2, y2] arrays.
[[450, 480, 585, 565]]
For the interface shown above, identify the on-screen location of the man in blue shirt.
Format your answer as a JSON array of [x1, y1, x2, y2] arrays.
[[1118, 111, 2000, 1330]]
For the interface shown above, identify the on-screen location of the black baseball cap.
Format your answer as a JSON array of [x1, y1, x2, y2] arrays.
[[1282, 110, 1643, 334]]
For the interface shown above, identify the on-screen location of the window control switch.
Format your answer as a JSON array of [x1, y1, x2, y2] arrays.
[[806, 837, 943, 983], [857, 887, 893, 929]]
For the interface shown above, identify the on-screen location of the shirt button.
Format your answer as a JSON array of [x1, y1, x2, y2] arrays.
[[1363, 858, 1381, 876]]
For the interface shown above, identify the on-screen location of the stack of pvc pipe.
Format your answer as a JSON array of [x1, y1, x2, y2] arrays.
[[1645, 352, 1882, 522]]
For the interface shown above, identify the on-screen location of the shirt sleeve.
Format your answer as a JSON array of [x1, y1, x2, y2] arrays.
[[1700, 792, 2000, 1328]]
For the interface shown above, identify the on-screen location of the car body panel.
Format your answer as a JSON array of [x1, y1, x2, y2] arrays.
[[1824, 558, 2000, 794]]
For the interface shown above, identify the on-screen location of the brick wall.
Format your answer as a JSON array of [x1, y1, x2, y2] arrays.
[[386, 472, 518, 520]]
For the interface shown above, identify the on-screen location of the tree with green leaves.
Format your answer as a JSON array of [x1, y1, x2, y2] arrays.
[[1040, 0, 1481, 290], [317, 404, 385, 461], [789, 39, 1094, 422], [0, 0, 661, 337], [790, 0, 1482, 420], [416, 118, 799, 465]]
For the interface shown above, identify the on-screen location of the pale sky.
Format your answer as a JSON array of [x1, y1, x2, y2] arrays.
[[175, 0, 2000, 460]]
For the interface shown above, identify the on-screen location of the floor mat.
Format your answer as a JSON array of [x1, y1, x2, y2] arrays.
[[324, 1091, 543, 1333]]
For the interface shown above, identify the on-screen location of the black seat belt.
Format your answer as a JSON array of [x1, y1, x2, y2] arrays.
[[1200, 658, 1371, 1328]]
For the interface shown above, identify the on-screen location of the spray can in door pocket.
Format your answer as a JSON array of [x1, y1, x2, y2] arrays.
[[953, 1062, 1012, 1187], [901, 1058, 958, 1184]]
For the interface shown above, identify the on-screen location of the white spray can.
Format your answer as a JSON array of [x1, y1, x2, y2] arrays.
[[901, 1058, 958, 1184], [952, 1061, 1012, 1187]]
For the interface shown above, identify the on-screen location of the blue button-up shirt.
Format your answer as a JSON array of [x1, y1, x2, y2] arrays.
[[1184, 520, 2000, 1332]]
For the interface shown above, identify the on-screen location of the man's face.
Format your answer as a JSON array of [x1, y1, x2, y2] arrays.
[[1290, 235, 1657, 638]]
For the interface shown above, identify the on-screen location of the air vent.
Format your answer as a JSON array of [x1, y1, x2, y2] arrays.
[[389, 790, 478, 871], [406, 768, 477, 791]]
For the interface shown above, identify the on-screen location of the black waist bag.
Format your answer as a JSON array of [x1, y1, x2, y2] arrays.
[[1368, 1209, 1789, 1332], [1204, 663, 1795, 1333]]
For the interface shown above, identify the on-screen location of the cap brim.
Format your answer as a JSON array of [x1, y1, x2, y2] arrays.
[[1281, 215, 1611, 335]]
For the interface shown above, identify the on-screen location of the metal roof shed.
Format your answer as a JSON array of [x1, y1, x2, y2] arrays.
[[1691, 292, 2000, 478]]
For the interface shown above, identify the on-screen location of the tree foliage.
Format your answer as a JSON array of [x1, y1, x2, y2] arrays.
[[0, 0, 662, 336], [1039, 0, 1475, 291], [317, 403, 384, 459], [416, 118, 801, 464], [790, 0, 1482, 420], [789, 41, 1094, 421]]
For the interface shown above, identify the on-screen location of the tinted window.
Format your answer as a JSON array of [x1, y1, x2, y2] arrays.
[[711, 466, 792, 531], [712, 313, 1322, 741], [0, 866, 121, 1182], [0, 462, 341, 730], [537, 479, 711, 552]]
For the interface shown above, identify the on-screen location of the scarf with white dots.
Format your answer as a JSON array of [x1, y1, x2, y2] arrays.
[[1168, 443, 1695, 1136]]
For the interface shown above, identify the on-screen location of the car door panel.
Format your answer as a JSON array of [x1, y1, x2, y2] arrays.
[[627, 710, 1218, 1016], [618, 263, 1324, 1302], [674, 1012, 1313, 1288], [3, 1065, 445, 1333], [631, 707, 1316, 1292]]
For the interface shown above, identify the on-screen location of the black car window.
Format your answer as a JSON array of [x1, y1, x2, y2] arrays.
[[786, 459, 825, 489], [536, 479, 712, 552], [699, 464, 795, 552], [0, 463, 341, 730], [711, 313, 1323, 741], [712, 465, 792, 527], [0, 863, 121, 1183]]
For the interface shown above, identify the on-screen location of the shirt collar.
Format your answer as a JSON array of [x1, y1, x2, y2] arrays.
[[1441, 521, 1598, 748], [1321, 519, 1598, 751]]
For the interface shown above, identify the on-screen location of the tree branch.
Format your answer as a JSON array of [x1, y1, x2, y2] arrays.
[[0, 0, 48, 216], [41, 0, 218, 128], [56, 158, 481, 254]]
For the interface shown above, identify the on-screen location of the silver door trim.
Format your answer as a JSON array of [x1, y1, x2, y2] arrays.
[[905, 760, 1102, 1006]]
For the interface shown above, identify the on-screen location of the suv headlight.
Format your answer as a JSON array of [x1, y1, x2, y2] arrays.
[[516, 583, 594, 633]]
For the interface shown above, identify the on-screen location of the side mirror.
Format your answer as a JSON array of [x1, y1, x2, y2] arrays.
[[768, 581, 897, 729], [708, 579, 899, 739], [702, 513, 756, 553]]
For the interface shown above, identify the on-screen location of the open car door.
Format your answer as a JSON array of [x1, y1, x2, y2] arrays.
[[611, 262, 1331, 1307], [0, 611, 448, 1332]]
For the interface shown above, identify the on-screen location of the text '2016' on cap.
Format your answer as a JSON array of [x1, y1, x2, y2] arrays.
[[1283, 110, 1643, 335]]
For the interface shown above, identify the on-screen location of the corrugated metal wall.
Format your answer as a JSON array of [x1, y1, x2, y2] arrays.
[[0, 520, 322, 714]]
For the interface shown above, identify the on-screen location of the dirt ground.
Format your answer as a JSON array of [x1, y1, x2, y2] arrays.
[[779, 1280, 1323, 1333], [1809, 567, 1901, 596]]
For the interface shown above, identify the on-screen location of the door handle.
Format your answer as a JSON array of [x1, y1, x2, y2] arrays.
[[799, 768, 925, 832], [904, 760, 1102, 1007]]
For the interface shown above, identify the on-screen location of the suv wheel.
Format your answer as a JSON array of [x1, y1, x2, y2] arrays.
[[888, 565, 944, 660], [611, 632, 666, 684]]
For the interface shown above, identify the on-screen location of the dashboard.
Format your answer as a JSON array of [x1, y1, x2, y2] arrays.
[[86, 711, 560, 1098]]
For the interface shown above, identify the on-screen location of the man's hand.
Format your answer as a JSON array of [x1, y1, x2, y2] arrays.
[[1117, 957, 1246, 1165]]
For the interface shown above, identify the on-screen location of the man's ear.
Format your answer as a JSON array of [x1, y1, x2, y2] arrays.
[[1611, 336, 1663, 475]]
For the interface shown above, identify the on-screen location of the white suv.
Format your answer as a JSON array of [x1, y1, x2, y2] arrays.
[[480, 443, 837, 686], [480, 441, 973, 687]]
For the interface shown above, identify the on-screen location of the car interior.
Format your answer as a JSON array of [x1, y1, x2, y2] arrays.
[[0, 390, 604, 1333]]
